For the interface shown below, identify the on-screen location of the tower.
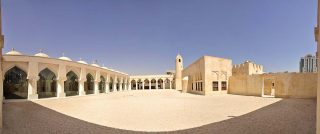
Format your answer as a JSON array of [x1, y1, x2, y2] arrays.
[[175, 54, 183, 90]]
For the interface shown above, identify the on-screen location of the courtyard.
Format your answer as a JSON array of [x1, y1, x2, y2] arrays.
[[1, 90, 316, 134]]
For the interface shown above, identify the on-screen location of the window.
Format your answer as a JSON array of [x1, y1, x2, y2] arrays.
[[221, 81, 227, 90], [179, 59, 181, 62], [192, 83, 194, 90], [196, 82, 198, 91], [212, 81, 218, 91], [272, 82, 275, 87]]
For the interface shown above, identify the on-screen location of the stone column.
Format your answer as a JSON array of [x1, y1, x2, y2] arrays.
[[79, 80, 86, 96], [113, 82, 117, 92], [124, 83, 127, 91], [119, 82, 123, 91], [218, 80, 222, 91], [142, 83, 145, 90], [169, 80, 172, 89], [57, 64, 66, 98], [149, 81, 152, 90], [57, 77, 66, 98], [128, 82, 132, 90], [94, 81, 99, 94], [105, 82, 109, 94], [27, 77, 39, 100], [156, 80, 158, 89]]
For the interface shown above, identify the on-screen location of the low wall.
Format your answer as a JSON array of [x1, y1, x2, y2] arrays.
[[228, 73, 317, 99], [228, 75, 263, 96], [267, 73, 317, 98]]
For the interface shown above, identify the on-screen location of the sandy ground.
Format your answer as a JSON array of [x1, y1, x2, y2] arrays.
[[2, 90, 316, 134]]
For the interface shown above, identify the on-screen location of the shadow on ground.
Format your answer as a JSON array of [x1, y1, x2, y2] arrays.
[[2, 99, 316, 134]]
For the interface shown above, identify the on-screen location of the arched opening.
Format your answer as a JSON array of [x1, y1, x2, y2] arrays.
[[4, 66, 28, 99], [137, 79, 142, 90], [109, 77, 114, 92], [64, 71, 79, 96], [38, 68, 57, 98], [172, 79, 176, 89], [116, 78, 120, 91], [151, 79, 156, 89], [164, 79, 170, 89], [99, 76, 106, 93], [85, 74, 94, 94], [122, 83, 126, 90], [158, 79, 164, 89], [144, 79, 150, 89], [131, 80, 136, 90]]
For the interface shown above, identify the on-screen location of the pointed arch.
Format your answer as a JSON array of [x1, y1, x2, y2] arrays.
[[109, 77, 114, 92], [99, 76, 106, 93], [65, 71, 79, 96], [4, 66, 28, 99], [144, 79, 150, 89], [37, 68, 57, 98], [157, 79, 164, 89], [164, 78, 170, 89], [85, 73, 94, 94], [116, 78, 121, 91], [151, 79, 157, 89], [131, 80, 137, 90]]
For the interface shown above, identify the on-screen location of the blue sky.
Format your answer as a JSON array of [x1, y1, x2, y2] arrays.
[[2, 0, 318, 75]]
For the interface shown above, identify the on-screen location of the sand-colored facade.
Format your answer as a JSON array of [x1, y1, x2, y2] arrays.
[[0, 0, 318, 131], [232, 61, 263, 76], [229, 72, 317, 99], [180, 56, 232, 95], [229, 61, 317, 99], [2, 52, 130, 100], [130, 75, 174, 90]]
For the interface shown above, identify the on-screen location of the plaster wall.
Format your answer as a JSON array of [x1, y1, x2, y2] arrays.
[[203, 56, 232, 94], [229, 73, 317, 99], [182, 56, 232, 95], [182, 57, 205, 95]]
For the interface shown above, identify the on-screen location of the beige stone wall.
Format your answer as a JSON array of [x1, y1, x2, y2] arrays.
[[265, 73, 317, 98], [2, 55, 130, 99], [229, 73, 317, 99], [182, 56, 232, 95], [229, 75, 263, 96], [182, 57, 205, 95], [233, 61, 263, 76], [203, 56, 232, 94]]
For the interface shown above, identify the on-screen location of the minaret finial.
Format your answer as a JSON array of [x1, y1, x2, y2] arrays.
[[39, 48, 43, 53], [11, 48, 14, 51], [80, 57, 82, 61], [62, 52, 65, 57]]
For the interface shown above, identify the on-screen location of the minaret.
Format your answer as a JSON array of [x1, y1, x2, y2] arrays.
[[175, 54, 183, 90]]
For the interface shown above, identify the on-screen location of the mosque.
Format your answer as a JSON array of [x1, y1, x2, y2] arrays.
[[3, 47, 317, 100], [0, 0, 320, 133]]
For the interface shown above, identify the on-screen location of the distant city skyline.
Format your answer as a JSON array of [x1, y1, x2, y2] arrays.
[[2, 0, 317, 75], [300, 54, 318, 73]]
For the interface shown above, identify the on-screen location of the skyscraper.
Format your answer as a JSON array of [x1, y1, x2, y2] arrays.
[[300, 54, 318, 73]]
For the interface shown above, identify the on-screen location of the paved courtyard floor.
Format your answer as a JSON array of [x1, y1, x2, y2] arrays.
[[2, 90, 316, 134]]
